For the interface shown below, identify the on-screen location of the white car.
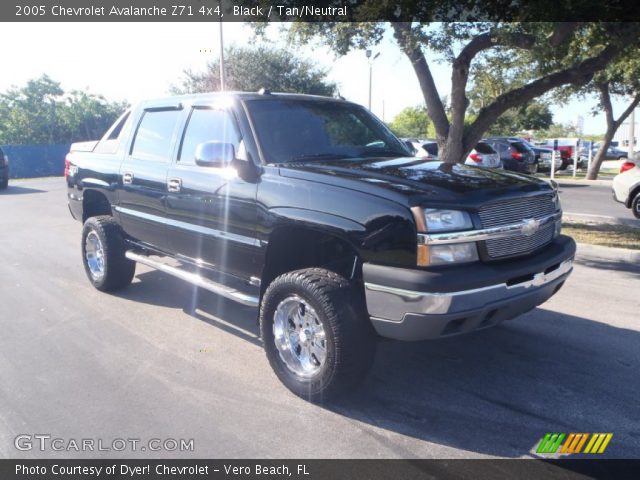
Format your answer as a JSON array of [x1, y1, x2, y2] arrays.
[[612, 160, 640, 219], [464, 141, 502, 169], [411, 140, 501, 168]]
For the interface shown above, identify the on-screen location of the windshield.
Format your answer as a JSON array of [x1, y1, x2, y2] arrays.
[[245, 98, 410, 164]]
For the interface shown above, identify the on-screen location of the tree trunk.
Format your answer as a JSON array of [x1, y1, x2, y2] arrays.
[[390, 26, 625, 165], [586, 84, 640, 180], [587, 128, 616, 180], [391, 23, 449, 146]]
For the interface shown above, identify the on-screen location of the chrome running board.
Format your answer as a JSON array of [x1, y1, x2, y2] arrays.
[[125, 251, 259, 307]]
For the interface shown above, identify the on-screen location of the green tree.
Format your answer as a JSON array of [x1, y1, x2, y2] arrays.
[[172, 45, 337, 96], [389, 106, 433, 138], [466, 52, 552, 135], [539, 122, 580, 139], [584, 58, 640, 179], [482, 102, 553, 136], [0, 75, 126, 145], [282, 19, 640, 163]]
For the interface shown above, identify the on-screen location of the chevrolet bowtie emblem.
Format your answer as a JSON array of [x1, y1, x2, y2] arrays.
[[521, 218, 541, 236]]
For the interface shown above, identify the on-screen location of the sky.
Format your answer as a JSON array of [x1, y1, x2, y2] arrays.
[[0, 22, 632, 135]]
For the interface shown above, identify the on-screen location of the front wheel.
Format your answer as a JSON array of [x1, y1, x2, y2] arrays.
[[632, 193, 640, 220], [82, 216, 135, 291], [260, 268, 376, 402], [0, 175, 7, 189]]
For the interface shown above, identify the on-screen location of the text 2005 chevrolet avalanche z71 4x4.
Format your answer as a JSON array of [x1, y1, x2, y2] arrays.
[[66, 92, 575, 401]]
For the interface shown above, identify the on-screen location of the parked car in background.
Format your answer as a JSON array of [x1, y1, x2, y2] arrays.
[[508, 138, 561, 173], [465, 141, 501, 168], [412, 139, 439, 159], [620, 158, 639, 174], [537, 138, 578, 170], [0, 147, 8, 189], [411, 140, 500, 168], [483, 137, 536, 174], [592, 144, 628, 161], [613, 159, 640, 219]]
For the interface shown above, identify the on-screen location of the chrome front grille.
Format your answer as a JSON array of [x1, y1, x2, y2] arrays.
[[479, 194, 557, 259]]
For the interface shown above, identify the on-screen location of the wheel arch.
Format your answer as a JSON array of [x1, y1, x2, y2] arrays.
[[82, 189, 112, 222], [260, 219, 364, 300]]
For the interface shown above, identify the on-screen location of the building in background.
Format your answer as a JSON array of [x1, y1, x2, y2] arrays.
[[614, 117, 639, 149]]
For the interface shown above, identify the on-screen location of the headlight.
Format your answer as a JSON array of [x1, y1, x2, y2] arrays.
[[422, 209, 473, 232], [427, 242, 479, 266], [412, 208, 477, 266]]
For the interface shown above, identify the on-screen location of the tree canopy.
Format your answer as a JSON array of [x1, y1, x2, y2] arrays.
[[389, 106, 434, 139], [0, 75, 126, 145], [284, 20, 640, 163], [172, 45, 337, 96]]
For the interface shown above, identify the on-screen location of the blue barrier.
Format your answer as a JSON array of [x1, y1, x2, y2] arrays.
[[1, 144, 71, 178]]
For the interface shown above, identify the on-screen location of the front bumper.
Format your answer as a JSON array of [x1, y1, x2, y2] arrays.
[[363, 235, 576, 341]]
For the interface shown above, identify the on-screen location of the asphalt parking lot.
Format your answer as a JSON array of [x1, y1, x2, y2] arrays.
[[1, 178, 639, 459]]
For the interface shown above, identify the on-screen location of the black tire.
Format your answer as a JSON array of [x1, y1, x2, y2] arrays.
[[532, 161, 540, 174], [260, 268, 376, 402], [632, 194, 640, 220], [81, 216, 135, 291], [0, 175, 7, 189]]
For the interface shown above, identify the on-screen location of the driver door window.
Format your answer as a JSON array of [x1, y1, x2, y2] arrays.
[[178, 108, 241, 166]]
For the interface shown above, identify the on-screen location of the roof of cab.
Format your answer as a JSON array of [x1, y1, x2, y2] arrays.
[[137, 91, 348, 108]]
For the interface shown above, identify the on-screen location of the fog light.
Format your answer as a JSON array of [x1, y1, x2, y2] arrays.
[[427, 242, 479, 266]]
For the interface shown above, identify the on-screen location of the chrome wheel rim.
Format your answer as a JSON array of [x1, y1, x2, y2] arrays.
[[85, 230, 105, 280], [273, 295, 327, 378]]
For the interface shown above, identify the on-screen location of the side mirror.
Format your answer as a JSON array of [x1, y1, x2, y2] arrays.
[[195, 141, 235, 168]]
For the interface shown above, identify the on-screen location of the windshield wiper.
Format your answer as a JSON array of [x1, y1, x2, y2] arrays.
[[362, 149, 405, 157]]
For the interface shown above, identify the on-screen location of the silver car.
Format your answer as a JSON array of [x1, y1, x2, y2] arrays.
[[465, 141, 502, 168]]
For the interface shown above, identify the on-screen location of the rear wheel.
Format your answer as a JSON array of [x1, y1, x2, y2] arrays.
[[532, 160, 540, 174], [82, 216, 135, 291], [632, 193, 640, 219], [0, 175, 7, 189], [260, 268, 376, 402]]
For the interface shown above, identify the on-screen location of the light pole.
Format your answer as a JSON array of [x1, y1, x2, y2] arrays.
[[366, 50, 380, 111], [218, 2, 226, 91]]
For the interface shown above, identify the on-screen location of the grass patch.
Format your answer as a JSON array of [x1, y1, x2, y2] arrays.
[[550, 168, 618, 180], [563, 222, 640, 250]]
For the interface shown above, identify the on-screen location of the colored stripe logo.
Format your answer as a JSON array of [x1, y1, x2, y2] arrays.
[[536, 433, 613, 455]]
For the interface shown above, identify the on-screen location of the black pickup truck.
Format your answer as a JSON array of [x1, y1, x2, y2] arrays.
[[66, 92, 575, 401]]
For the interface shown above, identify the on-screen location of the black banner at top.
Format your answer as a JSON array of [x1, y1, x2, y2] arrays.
[[4, 0, 640, 22]]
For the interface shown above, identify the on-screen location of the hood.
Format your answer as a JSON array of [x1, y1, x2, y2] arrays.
[[279, 157, 553, 207]]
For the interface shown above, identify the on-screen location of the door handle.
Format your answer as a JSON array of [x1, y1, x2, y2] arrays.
[[122, 172, 134, 185], [168, 177, 182, 192]]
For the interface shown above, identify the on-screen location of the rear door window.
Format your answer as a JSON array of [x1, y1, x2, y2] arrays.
[[474, 142, 495, 154], [422, 143, 438, 156], [130, 109, 181, 162], [511, 142, 529, 153]]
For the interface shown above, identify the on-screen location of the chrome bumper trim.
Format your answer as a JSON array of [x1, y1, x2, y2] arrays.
[[364, 259, 572, 322], [418, 212, 561, 246]]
